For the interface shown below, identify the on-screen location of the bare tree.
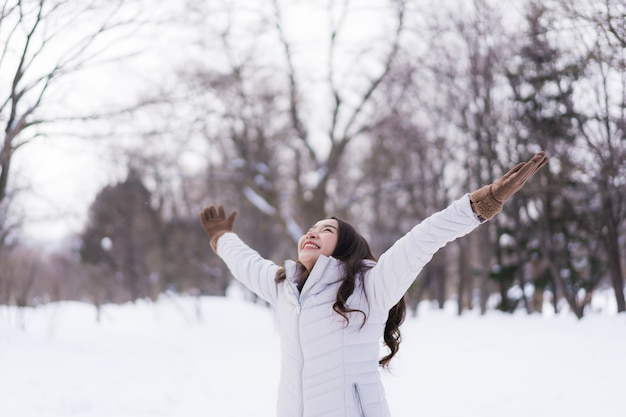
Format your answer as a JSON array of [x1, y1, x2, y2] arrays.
[[0, 245, 41, 327], [178, 0, 407, 252], [561, 0, 626, 48], [552, 0, 626, 313], [0, 0, 152, 247], [414, 0, 517, 314]]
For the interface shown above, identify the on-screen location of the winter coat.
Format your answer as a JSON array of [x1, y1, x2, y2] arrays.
[[215, 194, 482, 417]]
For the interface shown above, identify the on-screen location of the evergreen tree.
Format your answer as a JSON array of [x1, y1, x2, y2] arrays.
[[80, 169, 162, 301], [506, 2, 600, 317]]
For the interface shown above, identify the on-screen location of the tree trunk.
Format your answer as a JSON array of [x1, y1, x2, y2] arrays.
[[602, 194, 626, 312], [456, 238, 471, 315]]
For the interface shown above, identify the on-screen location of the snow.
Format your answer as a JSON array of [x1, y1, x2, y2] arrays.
[[1, 293, 625, 417], [242, 186, 277, 216], [285, 214, 304, 242]]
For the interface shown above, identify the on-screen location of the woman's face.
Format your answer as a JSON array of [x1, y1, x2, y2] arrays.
[[297, 218, 339, 271]]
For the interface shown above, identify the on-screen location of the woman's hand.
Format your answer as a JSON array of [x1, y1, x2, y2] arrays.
[[470, 151, 549, 220], [200, 205, 238, 252]]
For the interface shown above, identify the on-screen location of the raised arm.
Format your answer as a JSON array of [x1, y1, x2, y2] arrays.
[[200, 205, 280, 305], [365, 151, 549, 311], [365, 195, 480, 311]]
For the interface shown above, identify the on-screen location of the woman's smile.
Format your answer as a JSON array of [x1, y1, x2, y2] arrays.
[[297, 219, 339, 270]]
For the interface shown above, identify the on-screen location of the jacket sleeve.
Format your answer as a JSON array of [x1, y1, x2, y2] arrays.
[[215, 232, 281, 306], [365, 194, 482, 311]]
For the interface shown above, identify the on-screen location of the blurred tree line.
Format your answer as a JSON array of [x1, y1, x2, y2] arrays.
[[0, 0, 624, 319]]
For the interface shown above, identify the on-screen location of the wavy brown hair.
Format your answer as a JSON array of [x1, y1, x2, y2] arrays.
[[275, 216, 406, 368]]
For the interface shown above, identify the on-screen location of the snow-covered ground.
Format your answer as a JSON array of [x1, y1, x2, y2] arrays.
[[1, 290, 625, 417]]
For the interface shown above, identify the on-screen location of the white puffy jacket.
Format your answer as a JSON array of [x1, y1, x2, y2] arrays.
[[215, 194, 482, 417]]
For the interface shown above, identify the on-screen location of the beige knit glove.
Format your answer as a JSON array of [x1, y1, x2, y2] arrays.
[[199, 205, 238, 252], [470, 151, 549, 220]]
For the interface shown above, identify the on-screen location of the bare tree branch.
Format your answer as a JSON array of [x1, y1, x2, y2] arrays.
[[340, 0, 405, 142], [271, 0, 315, 163], [0, 0, 152, 243], [327, 0, 351, 143]]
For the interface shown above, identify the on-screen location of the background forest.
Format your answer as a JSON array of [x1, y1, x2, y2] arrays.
[[1, 0, 624, 320]]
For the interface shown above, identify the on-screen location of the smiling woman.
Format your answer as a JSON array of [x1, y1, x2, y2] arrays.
[[297, 219, 339, 271], [198, 152, 548, 417]]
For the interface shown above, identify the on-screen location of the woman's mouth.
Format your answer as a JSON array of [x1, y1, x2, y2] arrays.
[[302, 241, 320, 249]]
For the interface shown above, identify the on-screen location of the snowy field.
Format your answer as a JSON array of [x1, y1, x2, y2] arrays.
[[1, 290, 625, 417]]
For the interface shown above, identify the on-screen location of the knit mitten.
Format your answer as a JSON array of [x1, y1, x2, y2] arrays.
[[199, 205, 238, 252], [470, 151, 549, 220]]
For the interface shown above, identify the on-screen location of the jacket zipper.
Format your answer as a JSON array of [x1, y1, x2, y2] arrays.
[[353, 383, 368, 417], [294, 285, 304, 417]]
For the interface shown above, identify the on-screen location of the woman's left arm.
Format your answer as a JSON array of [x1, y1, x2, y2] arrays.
[[365, 151, 549, 311], [365, 194, 481, 311]]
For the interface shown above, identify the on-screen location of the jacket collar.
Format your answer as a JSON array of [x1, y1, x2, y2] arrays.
[[284, 256, 342, 301]]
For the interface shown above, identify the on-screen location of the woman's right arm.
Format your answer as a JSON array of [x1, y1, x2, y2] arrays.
[[200, 204, 280, 305], [214, 232, 281, 306]]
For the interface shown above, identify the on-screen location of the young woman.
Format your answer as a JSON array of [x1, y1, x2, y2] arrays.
[[200, 152, 548, 417]]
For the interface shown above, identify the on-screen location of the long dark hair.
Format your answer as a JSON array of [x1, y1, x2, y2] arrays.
[[275, 217, 406, 368]]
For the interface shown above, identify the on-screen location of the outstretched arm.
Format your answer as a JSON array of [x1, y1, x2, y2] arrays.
[[199, 205, 238, 251], [470, 151, 549, 220], [366, 152, 549, 311], [200, 205, 280, 305]]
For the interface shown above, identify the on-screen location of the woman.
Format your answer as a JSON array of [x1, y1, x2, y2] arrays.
[[200, 152, 548, 417]]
